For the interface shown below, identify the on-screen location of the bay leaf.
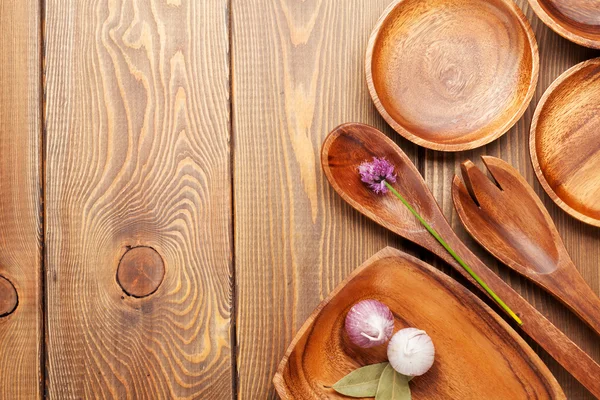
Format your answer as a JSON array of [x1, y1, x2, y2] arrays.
[[332, 362, 389, 398], [375, 364, 411, 400]]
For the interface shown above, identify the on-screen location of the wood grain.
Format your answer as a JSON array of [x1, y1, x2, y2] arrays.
[[527, 0, 600, 49], [44, 0, 232, 398], [117, 246, 165, 298], [366, 0, 539, 151], [0, 0, 43, 397], [234, 0, 600, 399], [322, 122, 600, 398], [422, 3, 600, 397], [232, 1, 417, 398], [452, 156, 600, 336], [0, 276, 19, 317], [530, 58, 600, 227], [275, 247, 565, 399]]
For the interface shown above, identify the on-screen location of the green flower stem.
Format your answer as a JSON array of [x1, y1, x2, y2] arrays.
[[384, 181, 523, 326]]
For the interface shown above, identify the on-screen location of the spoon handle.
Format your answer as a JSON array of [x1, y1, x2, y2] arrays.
[[427, 221, 600, 398], [550, 261, 600, 337]]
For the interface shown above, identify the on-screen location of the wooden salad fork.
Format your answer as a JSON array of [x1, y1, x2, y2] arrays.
[[452, 156, 600, 336], [322, 123, 600, 397]]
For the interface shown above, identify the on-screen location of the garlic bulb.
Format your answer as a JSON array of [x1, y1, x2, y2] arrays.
[[387, 328, 435, 376], [345, 299, 394, 348]]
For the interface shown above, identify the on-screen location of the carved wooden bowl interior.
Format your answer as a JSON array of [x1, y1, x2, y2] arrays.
[[527, 0, 600, 49], [273, 248, 564, 399], [530, 58, 600, 228], [366, 0, 539, 151]]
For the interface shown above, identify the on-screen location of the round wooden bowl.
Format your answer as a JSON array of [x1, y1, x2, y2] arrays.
[[527, 0, 600, 49], [530, 58, 600, 228], [366, 0, 539, 151]]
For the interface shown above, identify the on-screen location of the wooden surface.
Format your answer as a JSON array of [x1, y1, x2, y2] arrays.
[[366, 0, 539, 151], [321, 122, 600, 398], [0, 276, 19, 317], [233, 0, 600, 399], [275, 247, 565, 399], [116, 246, 166, 298], [453, 156, 600, 336], [0, 0, 599, 398], [527, 0, 600, 49], [530, 58, 600, 228], [0, 0, 43, 398], [44, 0, 232, 398]]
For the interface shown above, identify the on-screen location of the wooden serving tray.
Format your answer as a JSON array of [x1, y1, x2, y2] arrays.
[[274, 247, 564, 399]]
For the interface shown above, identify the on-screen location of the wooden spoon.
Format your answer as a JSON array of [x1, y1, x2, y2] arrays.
[[452, 156, 600, 336], [321, 123, 600, 397]]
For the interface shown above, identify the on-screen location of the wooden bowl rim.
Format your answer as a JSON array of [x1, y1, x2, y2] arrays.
[[273, 246, 564, 398], [365, 0, 540, 152], [529, 57, 600, 228], [526, 0, 600, 49]]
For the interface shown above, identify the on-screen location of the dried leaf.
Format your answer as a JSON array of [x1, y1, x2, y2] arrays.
[[375, 364, 411, 400], [332, 362, 389, 398]]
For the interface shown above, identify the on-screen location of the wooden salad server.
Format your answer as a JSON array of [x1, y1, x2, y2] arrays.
[[321, 123, 600, 398], [452, 156, 600, 336]]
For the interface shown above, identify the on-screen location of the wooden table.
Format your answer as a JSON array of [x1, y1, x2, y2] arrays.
[[0, 0, 598, 398]]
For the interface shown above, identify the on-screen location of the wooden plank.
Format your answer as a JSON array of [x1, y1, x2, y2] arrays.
[[234, 0, 600, 399], [233, 1, 418, 398], [0, 0, 43, 398], [44, 0, 232, 398]]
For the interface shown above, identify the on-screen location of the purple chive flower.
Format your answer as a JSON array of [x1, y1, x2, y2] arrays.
[[356, 157, 522, 326], [358, 157, 397, 194]]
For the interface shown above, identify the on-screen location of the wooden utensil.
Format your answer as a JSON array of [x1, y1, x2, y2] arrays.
[[365, 0, 539, 151], [321, 123, 600, 397], [452, 156, 600, 336], [530, 58, 600, 227], [274, 247, 565, 399], [527, 0, 600, 49]]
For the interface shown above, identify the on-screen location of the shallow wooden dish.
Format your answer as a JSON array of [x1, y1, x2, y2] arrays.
[[530, 58, 600, 227], [365, 0, 539, 151], [273, 247, 564, 399], [527, 0, 600, 49]]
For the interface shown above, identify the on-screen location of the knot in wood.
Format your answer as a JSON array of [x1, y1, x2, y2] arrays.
[[117, 247, 165, 298], [0, 275, 18, 317]]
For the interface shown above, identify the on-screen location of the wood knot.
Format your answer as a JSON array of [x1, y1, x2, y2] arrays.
[[117, 247, 165, 298], [0, 276, 18, 317]]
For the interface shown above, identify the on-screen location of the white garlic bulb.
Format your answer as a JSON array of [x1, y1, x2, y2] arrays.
[[387, 328, 435, 376]]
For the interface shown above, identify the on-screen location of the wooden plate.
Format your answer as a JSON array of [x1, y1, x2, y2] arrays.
[[527, 0, 600, 49], [365, 0, 539, 151], [273, 247, 564, 399], [530, 58, 600, 227]]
